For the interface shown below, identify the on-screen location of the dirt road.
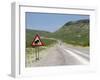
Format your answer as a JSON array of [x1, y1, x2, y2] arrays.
[[26, 42, 89, 67]]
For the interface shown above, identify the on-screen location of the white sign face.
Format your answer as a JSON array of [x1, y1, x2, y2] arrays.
[[11, 2, 96, 78]]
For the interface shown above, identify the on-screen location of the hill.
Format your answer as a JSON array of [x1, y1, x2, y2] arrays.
[[53, 19, 89, 46], [26, 19, 89, 47]]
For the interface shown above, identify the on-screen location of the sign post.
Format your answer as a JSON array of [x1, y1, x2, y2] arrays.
[[31, 34, 45, 61]]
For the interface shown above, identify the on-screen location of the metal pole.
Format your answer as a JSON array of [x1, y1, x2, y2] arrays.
[[36, 47, 38, 60], [34, 46, 40, 61], [35, 47, 37, 61], [37, 46, 39, 60]]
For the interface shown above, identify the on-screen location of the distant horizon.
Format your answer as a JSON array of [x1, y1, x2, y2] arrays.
[[26, 12, 89, 32], [26, 18, 89, 32]]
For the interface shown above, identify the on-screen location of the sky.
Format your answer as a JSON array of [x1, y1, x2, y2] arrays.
[[26, 12, 89, 32]]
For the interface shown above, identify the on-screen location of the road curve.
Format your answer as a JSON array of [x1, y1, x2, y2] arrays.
[[28, 43, 89, 67]]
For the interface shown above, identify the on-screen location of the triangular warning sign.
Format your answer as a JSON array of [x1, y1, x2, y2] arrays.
[[31, 34, 45, 46]]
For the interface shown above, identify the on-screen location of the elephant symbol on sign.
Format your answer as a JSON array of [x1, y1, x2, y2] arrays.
[[35, 40, 39, 44]]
